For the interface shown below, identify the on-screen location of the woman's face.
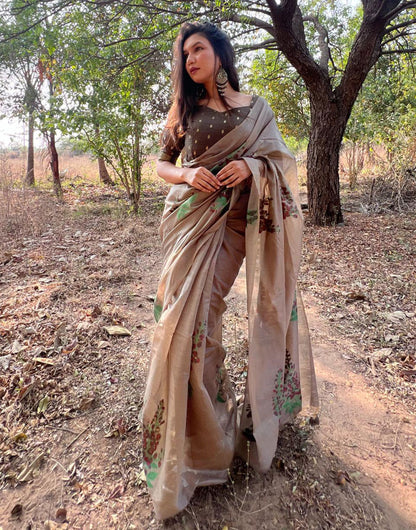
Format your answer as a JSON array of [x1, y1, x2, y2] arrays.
[[183, 33, 218, 87]]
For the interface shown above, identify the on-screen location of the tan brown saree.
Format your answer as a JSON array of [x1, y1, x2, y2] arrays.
[[143, 96, 318, 520]]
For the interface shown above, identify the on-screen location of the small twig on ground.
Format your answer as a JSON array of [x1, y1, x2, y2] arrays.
[[66, 426, 89, 450], [239, 503, 275, 515], [44, 425, 79, 435], [239, 440, 250, 512], [50, 457, 67, 473]]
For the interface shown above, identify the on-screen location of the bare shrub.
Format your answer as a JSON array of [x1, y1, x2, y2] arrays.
[[341, 141, 366, 188], [363, 137, 416, 213], [0, 154, 56, 251]]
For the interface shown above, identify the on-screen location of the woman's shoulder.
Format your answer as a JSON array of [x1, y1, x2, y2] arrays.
[[234, 92, 253, 107], [250, 94, 275, 115], [240, 93, 271, 113]]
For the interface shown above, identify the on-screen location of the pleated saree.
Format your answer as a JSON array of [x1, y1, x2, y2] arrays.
[[142, 96, 318, 519]]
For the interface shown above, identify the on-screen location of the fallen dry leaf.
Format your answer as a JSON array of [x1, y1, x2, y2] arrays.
[[17, 453, 45, 482], [34, 357, 56, 366], [17, 377, 36, 400], [37, 395, 50, 414], [79, 396, 96, 411], [12, 432, 27, 442], [335, 470, 351, 486], [90, 305, 102, 318], [103, 325, 131, 336], [10, 503, 23, 518], [62, 338, 78, 354], [107, 482, 125, 499], [105, 417, 128, 437], [345, 291, 368, 303], [55, 506, 67, 523], [44, 520, 68, 530]]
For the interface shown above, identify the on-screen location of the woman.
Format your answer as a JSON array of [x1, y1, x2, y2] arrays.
[[143, 21, 318, 520]]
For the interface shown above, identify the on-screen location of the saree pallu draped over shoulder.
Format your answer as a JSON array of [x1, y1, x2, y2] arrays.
[[143, 96, 318, 520]]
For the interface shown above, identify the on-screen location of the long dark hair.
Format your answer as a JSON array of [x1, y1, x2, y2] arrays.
[[166, 21, 240, 143]]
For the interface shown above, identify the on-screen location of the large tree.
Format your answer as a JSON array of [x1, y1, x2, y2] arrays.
[[221, 0, 416, 224]]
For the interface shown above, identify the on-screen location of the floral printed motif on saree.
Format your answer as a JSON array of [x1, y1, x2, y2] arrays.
[[143, 399, 165, 488]]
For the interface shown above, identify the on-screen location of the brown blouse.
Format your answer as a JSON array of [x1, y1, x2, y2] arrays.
[[158, 96, 257, 164]]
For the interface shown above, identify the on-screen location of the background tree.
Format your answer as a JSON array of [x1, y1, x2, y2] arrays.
[[249, 50, 310, 151], [54, 2, 168, 211], [223, 0, 416, 225], [345, 48, 416, 200], [0, 0, 65, 197], [0, 0, 43, 185]]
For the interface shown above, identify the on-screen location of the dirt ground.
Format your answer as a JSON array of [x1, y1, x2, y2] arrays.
[[0, 180, 415, 529]]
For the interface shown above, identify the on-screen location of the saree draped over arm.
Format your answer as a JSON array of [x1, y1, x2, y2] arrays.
[[143, 96, 318, 520]]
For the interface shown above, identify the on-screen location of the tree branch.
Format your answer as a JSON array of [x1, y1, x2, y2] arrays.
[[190, 0, 276, 37], [384, 0, 416, 22], [383, 29, 414, 45], [102, 17, 192, 47], [1, 0, 73, 44], [236, 38, 281, 53], [382, 46, 416, 53], [371, 0, 403, 21], [303, 15, 330, 73], [263, 0, 328, 91], [384, 16, 416, 34]]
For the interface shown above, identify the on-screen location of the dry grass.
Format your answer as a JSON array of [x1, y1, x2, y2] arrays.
[[4, 150, 101, 185], [0, 155, 58, 253], [0, 152, 164, 255]]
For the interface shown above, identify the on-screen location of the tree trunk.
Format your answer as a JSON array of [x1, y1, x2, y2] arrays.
[[49, 131, 62, 200], [25, 111, 35, 186], [97, 156, 114, 186], [132, 120, 141, 214], [307, 97, 347, 225]]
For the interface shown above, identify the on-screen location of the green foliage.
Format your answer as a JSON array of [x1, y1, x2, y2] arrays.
[[2, 0, 416, 218], [249, 50, 310, 142], [0, 1, 43, 120], [347, 52, 416, 146], [301, 0, 362, 82], [51, 2, 170, 210]]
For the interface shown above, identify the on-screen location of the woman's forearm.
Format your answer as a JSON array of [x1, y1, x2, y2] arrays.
[[156, 160, 221, 192], [156, 160, 189, 185]]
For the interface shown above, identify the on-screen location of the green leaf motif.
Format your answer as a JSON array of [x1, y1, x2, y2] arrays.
[[154, 301, 162, 322], [283, 395, 302, 414], [290, 298, 298, 321], [247, 209, 258, 224], [214, 195, 228, 211], [176, 194, 196, 220], [272, 359, 301, 417]]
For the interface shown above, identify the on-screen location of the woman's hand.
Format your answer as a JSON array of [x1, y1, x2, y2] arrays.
[[183, 167, 221, 192], [217, 160, 251, 188]]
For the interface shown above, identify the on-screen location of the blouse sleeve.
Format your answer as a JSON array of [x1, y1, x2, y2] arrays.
[[158, 128, 185, 165]]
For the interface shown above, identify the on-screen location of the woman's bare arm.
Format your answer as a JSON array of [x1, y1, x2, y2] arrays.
[[156, 160, 221, 192]]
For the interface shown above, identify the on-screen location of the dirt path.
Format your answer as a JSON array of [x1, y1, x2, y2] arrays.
[[1, 195, 415, 529], [304, 293, 416, 529], [228, 266, 416, 530]]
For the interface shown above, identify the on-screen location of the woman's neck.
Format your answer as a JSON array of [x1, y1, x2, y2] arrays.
[[203, 86, 237, 111]]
